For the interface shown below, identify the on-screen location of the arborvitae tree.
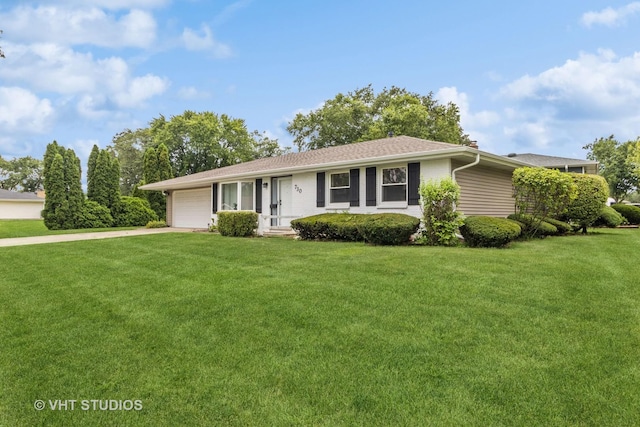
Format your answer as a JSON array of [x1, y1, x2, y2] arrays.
[[90, 149, 120, 213], [142, 146, 165, 218], [43, 153, 66, 230], [157, 143, 173, 182], [43, 140, 63, 178], [63, 148, 84, 229], [87, 144, 100, 201]]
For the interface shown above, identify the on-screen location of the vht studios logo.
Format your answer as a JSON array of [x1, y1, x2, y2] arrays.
[[34, 399, 143, 411]]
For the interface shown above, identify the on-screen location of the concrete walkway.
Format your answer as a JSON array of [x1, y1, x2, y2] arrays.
[[0, 227, 202, 247]]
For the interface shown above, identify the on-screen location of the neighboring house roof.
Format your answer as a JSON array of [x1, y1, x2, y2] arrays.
[[141, 136, 532, 191], [0, 189, 44, 201], [504, 153, 598, 173]]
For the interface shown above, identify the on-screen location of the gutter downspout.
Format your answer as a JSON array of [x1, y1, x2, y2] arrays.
[[451, 151, 481, 215], [451, 152, 480, 182]]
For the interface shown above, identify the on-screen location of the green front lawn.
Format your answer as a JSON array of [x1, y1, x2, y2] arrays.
[[1, 230, 639, 425], [0, 219, 137, 239]]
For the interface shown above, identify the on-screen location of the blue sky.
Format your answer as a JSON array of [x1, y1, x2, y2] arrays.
[[1, 0, 640, 168]]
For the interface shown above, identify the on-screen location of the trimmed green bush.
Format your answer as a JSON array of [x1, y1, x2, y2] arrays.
[[357, 214, 421, 245], [507, 213, 558, 237], [563, 173, 609, 233], [542, 217, 572, 235], [593, 206, 626, 228], [76, 200, 113, 229], [112, 196, 158, 227], [217, 211, 258, 237], [146, 220, 168, 228], [611, 204, 640, 225], [459, 216, 522, 248], [291, 213, 419, 245], [419, 177, 463, 246]]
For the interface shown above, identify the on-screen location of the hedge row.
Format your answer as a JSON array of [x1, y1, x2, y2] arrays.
[[507, 213, 564, 237], [290, 213, 420, 245], [611, 204, 640, 225], [594, 206, 626, 228], [459, 216, 522, 248]]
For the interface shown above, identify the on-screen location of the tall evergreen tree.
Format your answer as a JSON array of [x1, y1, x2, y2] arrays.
[[63, 148, 84, 229], [42, 153, 66, 230], [87, 144, 100, 201], [157, 143, 173, 182], [142, 146, 165, 219], [90, 149, 120, 213]]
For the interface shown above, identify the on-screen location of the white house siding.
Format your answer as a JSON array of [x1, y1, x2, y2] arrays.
[[0, 200, 44, 219], [166, 193, 173, 226], [171, 187, 212, 228], [454, 163, 515, 217]]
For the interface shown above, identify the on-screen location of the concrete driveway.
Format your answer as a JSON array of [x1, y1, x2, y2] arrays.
[[0, 227, 201, 247]]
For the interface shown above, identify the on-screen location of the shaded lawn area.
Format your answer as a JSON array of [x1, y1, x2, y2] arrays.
[[1, 230, 639, 426], [0, 219, 138, 239]]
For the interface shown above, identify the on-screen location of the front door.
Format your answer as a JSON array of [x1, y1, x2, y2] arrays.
[[270, 177, 293, 227], [278, 177, 292, 226]]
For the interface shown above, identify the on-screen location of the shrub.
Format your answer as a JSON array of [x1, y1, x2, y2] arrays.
[[291, 213, 419, 245], [112, 196, 158, 227], [419, 177, 464, 246], [146, 220, 167, 228], [611, 204, 640, 225], [217, 211, 258, 237], [290, 213, 363, 241], [507, 213, 558, 237], [563, 173, 609, 233], [593, 206, 625, 228], [512, 167, 577, 227], [542, 217, 572, 235], [76, 200, 113, 229], [459, 216, 522, 248], [357, 214, 421, 245]]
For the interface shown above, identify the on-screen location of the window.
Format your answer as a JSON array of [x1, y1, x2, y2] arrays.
[[330, 172, 350, 203], [221, 182, 254, 210], [381, 167, 407, 202]]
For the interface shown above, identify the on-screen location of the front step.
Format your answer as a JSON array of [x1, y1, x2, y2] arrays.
[[262, 228, 297, 238]]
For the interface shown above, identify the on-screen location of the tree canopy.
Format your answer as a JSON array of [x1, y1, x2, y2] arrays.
[[0, 155, 43, 192], [286, 85, 470, 151], [0, 29, 5, 59], [583, 135, 639, 202]]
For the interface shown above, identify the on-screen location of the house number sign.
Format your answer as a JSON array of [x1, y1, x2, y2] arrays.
[[294, 184, 302, 193]]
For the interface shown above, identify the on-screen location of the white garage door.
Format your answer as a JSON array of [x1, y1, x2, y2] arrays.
[[172, 188, 212, 228]]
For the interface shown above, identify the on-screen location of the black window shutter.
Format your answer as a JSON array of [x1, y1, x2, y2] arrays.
[[255, 179, 262, 213], [365, 167, 376, 206], [408, 162, 420, 205], [349, 168, 360, 207], [317, 172, 325, 207], [212, 183, 218, 213]]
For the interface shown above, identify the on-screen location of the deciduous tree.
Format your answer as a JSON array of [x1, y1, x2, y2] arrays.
[[0, 155, 43, 192], [287, 85, 470, 151], [583, 135, 639, 202]]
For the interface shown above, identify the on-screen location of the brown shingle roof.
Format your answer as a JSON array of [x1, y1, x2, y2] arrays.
[[504, 153, 596, 167], [141, 136, 468, 190]]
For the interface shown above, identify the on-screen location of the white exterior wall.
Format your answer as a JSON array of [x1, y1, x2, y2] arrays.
[[0, 200, 44, 219]]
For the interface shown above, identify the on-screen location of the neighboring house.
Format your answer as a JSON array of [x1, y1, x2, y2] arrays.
[[0, 189, 45, 219], [504, 153, 598, 174], [141, 136, 533, 233]]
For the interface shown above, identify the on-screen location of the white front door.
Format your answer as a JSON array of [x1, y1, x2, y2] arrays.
[[277, 177, 292, 226]]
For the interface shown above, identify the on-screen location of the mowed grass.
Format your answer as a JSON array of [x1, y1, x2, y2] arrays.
[[1, 230, 639, 426], [0, 219, 137, 239]]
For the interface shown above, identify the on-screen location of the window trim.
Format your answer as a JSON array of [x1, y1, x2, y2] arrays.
[[328, 170, 351, 205], [379, 165, 408, 206], [220, 181, 255, 211]]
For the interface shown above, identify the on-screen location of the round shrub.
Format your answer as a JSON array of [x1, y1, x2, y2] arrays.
[[113, 196, 158, 227], [542, 217, 572, 235], [593, 206, 625, 228], [76, 200, 113, 229], [217, 211, 258, 237], [611, 204, 640, 225], [460, 216, 522, 248], [507, 213, 558, 237], [563, 173, 609, 233], [357, 213, 420, 245]]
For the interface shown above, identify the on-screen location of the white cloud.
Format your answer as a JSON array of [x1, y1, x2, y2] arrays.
[[178, 86, 211, 100], [499, 49, 640, 119], [182, 25, 232, 58], [0, 87, 54, 133], [0, 6, 157, 48], [581, 2, 640, 27], [113, 74, 170, 108]]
